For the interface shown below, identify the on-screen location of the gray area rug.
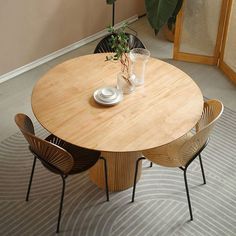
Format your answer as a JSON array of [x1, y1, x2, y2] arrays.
[[0, 106, 236, 236]]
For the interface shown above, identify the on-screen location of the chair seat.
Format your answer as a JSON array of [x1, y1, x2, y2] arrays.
[[45, 135, 100, 175], [144, 131, 193, 167], [167, 131, 194, 159]]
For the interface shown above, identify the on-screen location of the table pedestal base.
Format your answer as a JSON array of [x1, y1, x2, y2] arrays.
[[89, 152, 142, 192]]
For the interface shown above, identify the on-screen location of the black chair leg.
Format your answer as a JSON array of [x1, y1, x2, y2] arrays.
[[57, 176, 66, 233], [199, 154, 206, 184], [100, 157, 109, 201], [150, 162, 153, 168], [26, 156, 37, 201], [132, 157, 145, 202], [183, 169, 193, 221]]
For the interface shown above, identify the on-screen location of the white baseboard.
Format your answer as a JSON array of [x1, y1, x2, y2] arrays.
[[0, 15, 138, 84]]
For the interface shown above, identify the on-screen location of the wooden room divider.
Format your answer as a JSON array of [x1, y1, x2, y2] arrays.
[[174, 0, 236, 84]]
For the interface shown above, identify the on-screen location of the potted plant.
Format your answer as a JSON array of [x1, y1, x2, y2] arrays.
[[145, 0, 183, 40], [106, 23, 135, 94]]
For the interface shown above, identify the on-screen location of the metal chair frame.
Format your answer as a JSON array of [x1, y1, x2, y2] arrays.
[[26, 150, 109, 233], [132, 140, 208, 221], [132, 99, 223, 221], [15, 113, 109, 233]]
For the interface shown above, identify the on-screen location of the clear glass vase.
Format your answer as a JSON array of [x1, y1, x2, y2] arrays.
[[117, 72, 135, 94], [130, 48, 150, 86]]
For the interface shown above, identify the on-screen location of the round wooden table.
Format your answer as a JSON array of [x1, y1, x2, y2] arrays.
[[31, 53, 203, 191]]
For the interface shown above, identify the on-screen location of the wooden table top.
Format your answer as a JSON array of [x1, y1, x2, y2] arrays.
[[31, 53, 203, 152]]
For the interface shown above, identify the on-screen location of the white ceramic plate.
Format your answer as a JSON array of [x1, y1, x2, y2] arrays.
[[93, 87, 123, 106]]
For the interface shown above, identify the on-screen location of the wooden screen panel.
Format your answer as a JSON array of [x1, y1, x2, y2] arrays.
[[219, 0, 236, 84], [174, 0, 227, 65]]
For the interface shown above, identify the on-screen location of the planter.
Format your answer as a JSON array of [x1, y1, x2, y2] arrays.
[[117, 72, 135, 94], [163, 24, 175, 42]]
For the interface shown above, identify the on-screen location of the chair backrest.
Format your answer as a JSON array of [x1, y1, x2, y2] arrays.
[[179, 99, 223, 165], [143, 99, 224, 167], [94, 33, 145, 53], [15, 113, 74, 175]]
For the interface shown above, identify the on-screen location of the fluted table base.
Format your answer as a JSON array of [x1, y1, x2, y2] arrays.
[[89, 152, 142, 192]]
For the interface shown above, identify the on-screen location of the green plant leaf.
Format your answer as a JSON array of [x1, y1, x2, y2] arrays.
[[145, 0, 179, 33], [107, 23, 129, 61], [167, 0, 183, 30]]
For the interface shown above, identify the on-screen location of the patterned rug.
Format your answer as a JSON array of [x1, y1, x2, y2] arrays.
[[0, 106, 236, 236]]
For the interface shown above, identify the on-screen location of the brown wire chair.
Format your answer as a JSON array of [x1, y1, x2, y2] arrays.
[[94, 33, 145, 53], [132, 99, 224, 221], [15, 113, 109, 233]]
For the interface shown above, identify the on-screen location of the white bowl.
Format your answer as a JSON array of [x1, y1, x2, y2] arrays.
[[93, 87, 123, 106], [98, 87, 118, 102]]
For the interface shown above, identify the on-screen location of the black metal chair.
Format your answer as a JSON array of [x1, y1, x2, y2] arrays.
[[15, 113, 109, 233], [132, 99, 224, 221], [94, 33, 145, 53]]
